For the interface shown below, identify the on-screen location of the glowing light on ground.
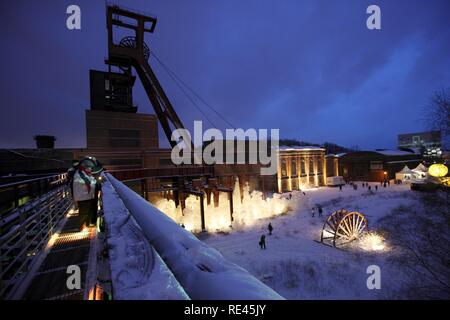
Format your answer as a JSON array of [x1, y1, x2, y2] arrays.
[[58, 229, 91, 240], [358, 232, 387, 251], [46, 232, 60, 249]]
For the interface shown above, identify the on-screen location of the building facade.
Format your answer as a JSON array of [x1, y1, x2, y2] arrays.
[[335, 150, 422, 182], [81, 109, 168, 170], [277, 146, 326, 192]]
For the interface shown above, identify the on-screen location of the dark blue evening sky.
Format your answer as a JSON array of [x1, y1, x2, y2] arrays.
[[1, 0, 449, 150]]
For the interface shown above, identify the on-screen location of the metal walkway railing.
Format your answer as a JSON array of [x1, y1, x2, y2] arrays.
[[0, 174, 72, 299]]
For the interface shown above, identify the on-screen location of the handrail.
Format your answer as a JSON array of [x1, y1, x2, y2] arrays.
[[0, 173, 68, 218], [105, 173, 284, 300], [0, 173, 67, 190], [106, 165, 212, 173], [0, 184, 72, 299], [107, 166, 214, 182]]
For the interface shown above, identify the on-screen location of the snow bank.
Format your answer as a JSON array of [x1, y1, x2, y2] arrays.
[[105, 173, 284, 300]]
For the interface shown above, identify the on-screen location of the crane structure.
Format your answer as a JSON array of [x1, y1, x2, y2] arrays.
[[103, 5, 233, 230], [106, 5, 187, 149]]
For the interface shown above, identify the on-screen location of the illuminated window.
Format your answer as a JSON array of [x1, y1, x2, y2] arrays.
[[291, 159, 297, 176]]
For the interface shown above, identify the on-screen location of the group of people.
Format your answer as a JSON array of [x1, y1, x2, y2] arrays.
[[361, 181, 378, 191], [68, 156, 104, 231], [381, 179, 391, 188], [346, 181, 382, 192]]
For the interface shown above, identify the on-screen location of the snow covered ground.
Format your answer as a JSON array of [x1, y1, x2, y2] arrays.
[[201, 182, 425, 299], [102, 174, 448, 300]]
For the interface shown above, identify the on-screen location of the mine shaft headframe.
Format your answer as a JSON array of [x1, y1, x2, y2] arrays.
[[106, 5, 157, 62], [105, 4, 193, 152]]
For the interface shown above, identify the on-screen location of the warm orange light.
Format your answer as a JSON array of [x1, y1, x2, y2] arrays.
[[46, 232, 60, 249], [88, 285, 103, 300], [56, 229, 93, 242], [88, 226, 96, 239]]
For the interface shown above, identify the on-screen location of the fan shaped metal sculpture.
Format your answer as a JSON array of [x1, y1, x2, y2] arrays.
[[119, 36, 151, 60], [320, 209, 368, 247]]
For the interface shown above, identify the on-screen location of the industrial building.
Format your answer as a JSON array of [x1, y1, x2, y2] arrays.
[[326, 149, 423, 182], [2, 4, 423, 194], [398, 131, 442, 161], [0, 6, 327, 195]]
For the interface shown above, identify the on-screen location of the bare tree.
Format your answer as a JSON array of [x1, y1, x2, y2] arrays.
[[380, 193, 450, 299], [423, 88, 450, 148]]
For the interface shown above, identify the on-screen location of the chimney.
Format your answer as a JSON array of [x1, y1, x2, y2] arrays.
[[34, 135, 56, 149]]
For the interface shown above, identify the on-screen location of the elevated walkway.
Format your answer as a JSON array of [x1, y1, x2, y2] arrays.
[[22, 210, 94, 300]]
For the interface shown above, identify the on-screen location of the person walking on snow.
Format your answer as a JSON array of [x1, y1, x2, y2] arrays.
[[268, 223, 273, 235], [259, 235, 266, 249], [311, 206, 316, 217], [318, 205, 323, 217]]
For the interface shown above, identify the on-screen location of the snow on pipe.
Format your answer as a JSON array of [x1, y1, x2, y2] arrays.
[[105, 173, 284, 300]]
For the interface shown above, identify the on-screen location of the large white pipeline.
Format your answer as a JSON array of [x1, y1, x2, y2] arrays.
[[105, 173, 284, 300]]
